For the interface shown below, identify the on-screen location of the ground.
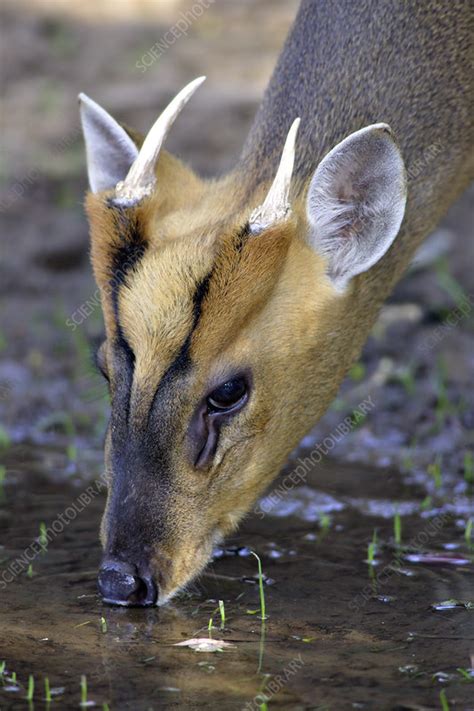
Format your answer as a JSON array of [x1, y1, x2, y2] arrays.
[[0, 1, 473, 709]]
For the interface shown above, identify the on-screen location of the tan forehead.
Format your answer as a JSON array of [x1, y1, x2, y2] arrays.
[[119, 233, 215, 387], [119, 220, 293, 387]]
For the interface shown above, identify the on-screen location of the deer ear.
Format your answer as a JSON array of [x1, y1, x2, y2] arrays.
[[79, 93, 139, 193], [306, 124, 406, 290]]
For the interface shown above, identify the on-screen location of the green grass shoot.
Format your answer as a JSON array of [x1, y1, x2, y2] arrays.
[[26, 674, 34, 701], [80, 675, 87, 707], [367, 529, 378, 565], [251, 551, 267, 621], [439, 688, 450, 711], [27, 564, 33, 578], [349, 362, 365, 382], [218, 600, 225, 629], [0, 661, 5, 675], [434, 359, 452, 429], [398, 367, 416, 395], [465, 518, 473, 547], [420, 495, 432, 511], [435, 258, 468, 306], [319, 513, 331, 534], [207, 614, 213, 639], [100, 616, 107, 633], [39, 522, 48, 550], [427, 455, 443, 489], [394, 512, 402, 546], [44, 677, 51, 702], [0, 426, 10, 450], [67, 443, 78, 463], [456, 667, 473, 682], [464, 452, 474, 486]]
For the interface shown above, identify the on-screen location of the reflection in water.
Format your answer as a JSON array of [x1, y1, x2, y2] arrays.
[[0, 444, 473, 709]]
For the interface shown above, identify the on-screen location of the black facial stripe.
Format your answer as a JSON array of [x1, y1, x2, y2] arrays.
[[146, 270, 213, 427], [106, 202, 148, 325]]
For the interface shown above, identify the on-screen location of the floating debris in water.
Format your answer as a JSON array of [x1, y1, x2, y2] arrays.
[[258, 487, 344, 521], [347, 498, 419, 518], [405, 552, 471, 566], [267, 548, 283, 558], [398, 664, 419, 675], [212, 545, 251, 559], [430, 599, 474, 611], [376, 595, 396, 604], [389, 566, 416, 577], [241, 573, 275, 586], [173, 638, 234, 653], [433, 671, 456, 683]]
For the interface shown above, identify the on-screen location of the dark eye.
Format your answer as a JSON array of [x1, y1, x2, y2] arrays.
[[207, 377, 248, 412]]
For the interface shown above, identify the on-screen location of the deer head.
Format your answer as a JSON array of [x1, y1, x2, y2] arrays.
[[79, 77, 406, 605]]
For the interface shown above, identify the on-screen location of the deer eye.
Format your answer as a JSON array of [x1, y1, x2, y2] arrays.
[[207, 377, 248, 412]]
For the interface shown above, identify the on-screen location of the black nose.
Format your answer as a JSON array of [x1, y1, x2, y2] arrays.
[[98, 559, 158, 607]]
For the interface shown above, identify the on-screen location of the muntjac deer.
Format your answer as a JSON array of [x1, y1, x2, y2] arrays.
[[79, 0, 473, 605]]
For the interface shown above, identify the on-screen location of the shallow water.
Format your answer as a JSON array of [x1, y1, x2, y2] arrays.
[[1, 444, 473, 710]]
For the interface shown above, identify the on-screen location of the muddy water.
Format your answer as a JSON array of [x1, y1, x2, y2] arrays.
[[0, 443, 473, 711]]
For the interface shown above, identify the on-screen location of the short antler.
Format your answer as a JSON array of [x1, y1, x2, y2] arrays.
[[115, 76, 206, 205], [249, 117, 300, 234]]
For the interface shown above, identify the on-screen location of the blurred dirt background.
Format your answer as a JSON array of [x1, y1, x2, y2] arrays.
[[0, 0, 473, 490]]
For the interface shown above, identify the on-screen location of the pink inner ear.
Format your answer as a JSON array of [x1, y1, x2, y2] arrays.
[[306, 124, 406, 287]]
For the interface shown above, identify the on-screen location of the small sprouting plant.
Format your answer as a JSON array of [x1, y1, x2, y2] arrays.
[[394, 512, 402, 546], [464, 452, 474, 487], [428, 455, 443, 489], [0, 660, 5, 675], [67, 443, 78, 463], [250, 551, 267, 621], [434, 359, 452, 430], [439, 688, 450, 711], [26, 674, 34, 702], [348, 362, 365, 382], [0, 426, 10, 451], [39, 522, 48, 551], [435, 258, 468, 306], [100, 616, 107, 633], [367, 529, 378, 566], [27, 564, 33, 578], [420, 495, 432, 511], [44, 677, 52, 702], [456, 667, 473, 682], [207, 614, 213, 639], [319, 513, 331, 535], [218, 600, 225, 629], [398, 366, 416, 395], [465, 518, 473, 548], [80, 675, 88, 707]]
